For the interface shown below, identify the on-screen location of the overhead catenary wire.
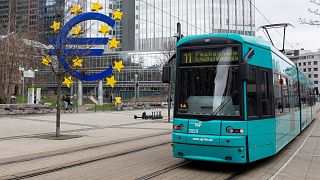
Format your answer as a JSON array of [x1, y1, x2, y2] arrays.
[[247, 0, 295, 48]]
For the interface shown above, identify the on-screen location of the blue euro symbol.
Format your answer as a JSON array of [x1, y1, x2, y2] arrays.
[[49, 12, 115, 81]]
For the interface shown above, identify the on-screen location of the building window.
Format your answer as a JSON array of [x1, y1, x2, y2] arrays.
[[315, 81, 318, 84], [309, 75, 312, 78], [308, 68, 312, 72], [315, 68, 318, 71], [315, 74, 318, 78], [304, 69, 306, 72], [303, 62, 306, 66], [308, 62, 311, 65], [298, 63, 301, 66], [314, 61, 318, 65]]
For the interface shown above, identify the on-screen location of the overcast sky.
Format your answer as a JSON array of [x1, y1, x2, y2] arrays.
[[255, 0, 320, 52]]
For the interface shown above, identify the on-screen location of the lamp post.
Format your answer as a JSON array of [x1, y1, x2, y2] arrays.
[[134, 74, 139, 100], [18, 67, 25, 103]]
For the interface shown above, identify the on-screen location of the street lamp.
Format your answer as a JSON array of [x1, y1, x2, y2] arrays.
[[134, 74, 139, 100], [19, 67, 25, 103]]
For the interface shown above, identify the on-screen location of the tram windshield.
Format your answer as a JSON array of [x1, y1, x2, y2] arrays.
[[176, 46, 241, 118]]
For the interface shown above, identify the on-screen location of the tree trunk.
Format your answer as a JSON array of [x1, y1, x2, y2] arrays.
[[56, 74, 62, 137]]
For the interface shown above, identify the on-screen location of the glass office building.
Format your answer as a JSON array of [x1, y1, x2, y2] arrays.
[[37, 0, 256, 100], [38, 51, 167, 99], [135, 0, 255, 51]]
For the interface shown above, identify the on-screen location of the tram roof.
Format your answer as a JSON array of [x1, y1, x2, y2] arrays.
[[177, 33, 271, 50], [177, 33, 293, 66]]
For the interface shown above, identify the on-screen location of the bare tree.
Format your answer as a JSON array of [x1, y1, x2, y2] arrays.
[[155, 37, 176, 67], [0, 8, 36, 100], [299, 0, 320, 25]]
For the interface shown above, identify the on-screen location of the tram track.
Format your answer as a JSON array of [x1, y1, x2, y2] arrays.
[[136, 161, 191, 180], [0, 131, 171, 166], [0, 134, 172, 180], [135, 160, 247, 180], [0, 120, 166, 141]]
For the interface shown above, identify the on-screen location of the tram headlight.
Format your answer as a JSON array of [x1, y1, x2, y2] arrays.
[[226, 126, 234, 133], [226, 126, 244, 134], [173, 124, 184, 130]]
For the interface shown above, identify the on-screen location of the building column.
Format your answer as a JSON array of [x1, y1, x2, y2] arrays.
[[70, 84, 74, 97], [77, 80, 83, 106], [98, 80, 103, 105]]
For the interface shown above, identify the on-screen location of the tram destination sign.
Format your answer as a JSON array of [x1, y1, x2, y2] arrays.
[[181, 47, 239, 64]]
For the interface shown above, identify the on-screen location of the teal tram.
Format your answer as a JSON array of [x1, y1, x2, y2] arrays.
[[171, 34, 317, 163]]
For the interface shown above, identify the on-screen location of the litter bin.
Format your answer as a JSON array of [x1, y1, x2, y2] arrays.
[[10, 96, 16, 104]]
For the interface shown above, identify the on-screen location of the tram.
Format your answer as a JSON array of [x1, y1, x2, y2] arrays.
[[169, 34, 317, 163]]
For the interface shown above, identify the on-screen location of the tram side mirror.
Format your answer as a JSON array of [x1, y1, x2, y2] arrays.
[[244, 48, 255, 63], [240, 48, 255, 81], [162, 63, 171, 83], [240, 63, 250, 81]]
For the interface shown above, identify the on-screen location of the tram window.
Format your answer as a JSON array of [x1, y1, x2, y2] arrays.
[[247, 67, 258, 117], [261, 71, 272, 116], [274, 73, 283, 116], [282, 77, 290, 114], [292, 80, 300, 110], [287, 77, 299, 112]]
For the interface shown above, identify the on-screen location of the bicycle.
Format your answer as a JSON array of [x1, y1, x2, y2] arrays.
[[61, 101, 75, 113]]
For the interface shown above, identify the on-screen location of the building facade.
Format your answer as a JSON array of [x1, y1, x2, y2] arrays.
[[37, 51, 167, 100], [38, 0, 65, 44], [134, 0, 255, 51], [290, 50, 320, 91], [36, 0, 256, 101], [0, 0, 39, 40]]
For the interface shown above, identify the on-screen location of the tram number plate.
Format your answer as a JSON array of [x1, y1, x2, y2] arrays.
[[188, 129, 199, 134]]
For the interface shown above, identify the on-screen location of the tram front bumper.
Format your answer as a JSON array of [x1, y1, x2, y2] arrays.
[[172, 143, 247, 163]]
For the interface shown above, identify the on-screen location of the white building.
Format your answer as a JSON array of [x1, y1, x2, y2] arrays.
[[290, 49, 320, 91]]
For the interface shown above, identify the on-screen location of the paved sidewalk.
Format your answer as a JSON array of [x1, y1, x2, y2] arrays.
[[0, 109, 172, 162], [272, 105, 320, 180]]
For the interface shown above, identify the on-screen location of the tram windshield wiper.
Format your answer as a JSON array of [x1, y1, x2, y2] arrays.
[[205, 90, 239, 121]]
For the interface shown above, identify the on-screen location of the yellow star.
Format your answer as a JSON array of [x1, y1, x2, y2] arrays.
[[63, 76, 73, 88], [41, 56, 52, 66], [106, 75, 117, 88], [115, 97, 122, 105], [113, 60, 124, 72], [113, 9, 123, 21], [72, 25, 82, 36], [50, 21, 61, 32], [98, 24, 110, 36], [109, 38, 119, 49], [72, 56, 83, 68], [91, 2, 103, 12], [70, 4, 82, 15]]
